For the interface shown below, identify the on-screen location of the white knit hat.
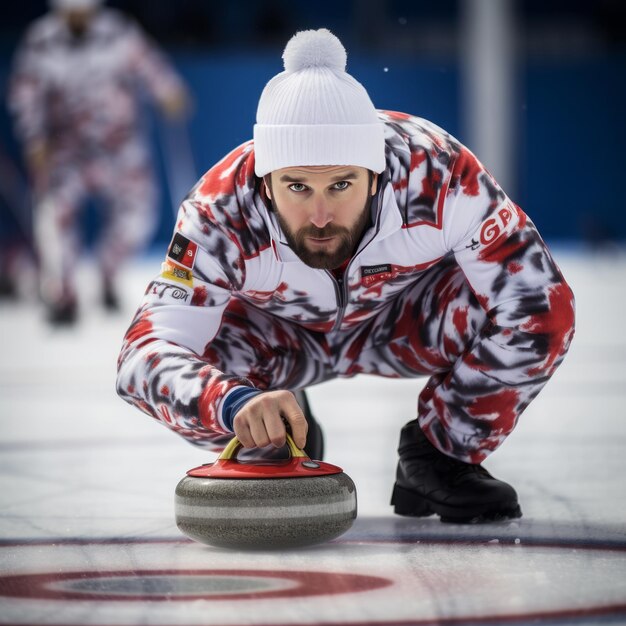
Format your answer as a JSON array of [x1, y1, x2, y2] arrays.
[[254, 29, 386, 177]]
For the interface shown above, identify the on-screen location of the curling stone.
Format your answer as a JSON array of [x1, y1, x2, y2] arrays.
[[175, 434, 357, 549]]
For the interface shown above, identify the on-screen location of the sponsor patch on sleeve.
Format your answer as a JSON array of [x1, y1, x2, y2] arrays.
[[161, 261, 193, 287], [467, 204, 521, 251], [150, 280, 191, 302], [167, 232, 198, 269]]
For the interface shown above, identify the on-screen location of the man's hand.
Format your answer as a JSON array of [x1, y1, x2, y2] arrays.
[[159, 89, 192, 121], [232, 390, 307, 450], [25, 140, 49, 192]]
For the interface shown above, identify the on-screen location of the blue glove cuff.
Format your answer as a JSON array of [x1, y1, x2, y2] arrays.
[[221, 387, 263, 432]]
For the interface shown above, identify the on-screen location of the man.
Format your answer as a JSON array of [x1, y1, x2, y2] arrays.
[[117, 29, 575, 523], [8, 0, 189, 324]]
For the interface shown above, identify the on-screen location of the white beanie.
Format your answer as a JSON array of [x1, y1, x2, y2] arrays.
[[254, 29, 386, 177]]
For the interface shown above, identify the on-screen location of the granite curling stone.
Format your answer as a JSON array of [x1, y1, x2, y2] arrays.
[[175, 434, 357, 549]]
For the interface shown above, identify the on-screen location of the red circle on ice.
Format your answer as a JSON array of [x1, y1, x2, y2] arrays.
[[0, 569, 392, 601]]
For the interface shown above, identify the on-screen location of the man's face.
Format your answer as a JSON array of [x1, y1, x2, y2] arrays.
[[62, 8, 96, 35], [266, 165, 378, 270]]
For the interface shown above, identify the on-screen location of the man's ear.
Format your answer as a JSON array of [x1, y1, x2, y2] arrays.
[[370, 172, 378, 196], [264, 174, 273, 200]]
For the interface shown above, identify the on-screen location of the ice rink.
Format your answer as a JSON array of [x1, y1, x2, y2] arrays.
[[1, 248, 625, 626]]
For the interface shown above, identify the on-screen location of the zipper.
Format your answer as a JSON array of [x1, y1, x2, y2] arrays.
[[327, 178, 387, 332], [327, 270, 347, 332]]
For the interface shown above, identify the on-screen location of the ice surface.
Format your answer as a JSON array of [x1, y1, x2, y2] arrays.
[[0, 248, 625, 625]]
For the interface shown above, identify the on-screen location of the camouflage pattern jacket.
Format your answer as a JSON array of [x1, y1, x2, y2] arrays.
[[116, 111, 575, 447]]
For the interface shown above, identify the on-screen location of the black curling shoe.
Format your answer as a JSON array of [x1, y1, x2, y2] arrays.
[[102, 281, 121, 312], [391, 419, 522, 523], [293, 389, 325, 461], [47, 300, 78, 326]]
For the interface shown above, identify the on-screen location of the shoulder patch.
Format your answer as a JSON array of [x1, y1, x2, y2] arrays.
[[161, 261, 193, 287], [167, 233, 198, 269]]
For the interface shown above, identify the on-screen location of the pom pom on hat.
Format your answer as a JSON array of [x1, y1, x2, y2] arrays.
[[254, 28, 385, 177], [282, 28, 347, 73]]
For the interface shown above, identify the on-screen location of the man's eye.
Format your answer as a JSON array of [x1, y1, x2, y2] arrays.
[[288, 183, 307, 192], [333, 181, 350, 190]]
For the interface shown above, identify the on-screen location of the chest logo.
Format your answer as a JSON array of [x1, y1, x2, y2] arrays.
[[361, 264, 392, 278]]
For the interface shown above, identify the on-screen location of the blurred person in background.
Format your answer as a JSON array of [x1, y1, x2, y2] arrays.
[[7, 0, 190, 325]]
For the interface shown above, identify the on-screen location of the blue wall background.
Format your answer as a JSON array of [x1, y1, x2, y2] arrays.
[[151, 51, 626, 245], [1, 41, 625, 248]]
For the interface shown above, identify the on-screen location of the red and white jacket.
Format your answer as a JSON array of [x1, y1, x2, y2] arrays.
[[116, 111, 575, 447]]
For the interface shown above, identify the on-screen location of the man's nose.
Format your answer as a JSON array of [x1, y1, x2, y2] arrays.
[[309, 198, 333, 229]]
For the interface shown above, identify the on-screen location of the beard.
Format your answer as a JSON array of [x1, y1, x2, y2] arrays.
[[275, 196, 373, 270]]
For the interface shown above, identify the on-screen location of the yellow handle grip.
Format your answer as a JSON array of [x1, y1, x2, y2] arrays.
[[218, 433, 308, 461]]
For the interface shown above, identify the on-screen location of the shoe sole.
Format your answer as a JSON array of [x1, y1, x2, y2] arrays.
[[391, 484, 434, 517], [391, 483, 522, 524]]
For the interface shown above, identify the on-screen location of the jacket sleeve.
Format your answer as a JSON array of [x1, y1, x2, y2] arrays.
[[422, 147, 575, 461], [445, 147, 575, 377], [124, 18, 187, 108], [116, 197, 256, 447], [7, 28, 48, 149]]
